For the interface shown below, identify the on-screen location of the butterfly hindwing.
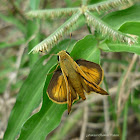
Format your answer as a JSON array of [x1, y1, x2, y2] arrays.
[[76, 59, 108, 95], [76, 59, 103, 85]]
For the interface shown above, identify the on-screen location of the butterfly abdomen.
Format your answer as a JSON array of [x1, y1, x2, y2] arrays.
[[68, 72, 86, 100]]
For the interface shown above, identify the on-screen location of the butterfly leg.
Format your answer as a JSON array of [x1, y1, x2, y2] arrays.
[[61, 69, 72, 114]]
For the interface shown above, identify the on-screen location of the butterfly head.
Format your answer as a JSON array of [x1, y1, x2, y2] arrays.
[[57, 50, 70, 62]]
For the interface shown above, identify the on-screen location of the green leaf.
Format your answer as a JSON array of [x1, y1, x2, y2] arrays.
[[17, 35, 100, 140], [3, 40, 75, 140], [103, 4, 140, 29], [131, 89, 140, 121], [101, 43, 140, 55], [100, 22, 140, 55], [27, 20, 40, 66], [0, 78, 7, 94], [30, 0, 40, 9], [70, 35, 100, 64], [50, 109, 83, 140], [102, 58, 128, 66], [119, 22, 140, 37], [122, 101, 128, 140], [28, 0, 41, 66], [18, 66, 67, 140], [89, 0, 106, 4]]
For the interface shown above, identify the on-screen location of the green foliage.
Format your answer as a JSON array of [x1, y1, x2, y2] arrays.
[[122, 101, 128, 140], [29, 10, 82, 53], [70, 35, 100, 63], [3, 40, 75, 140], [0, 40, 25, 49], [4, 35, 101, 140], [49, 109, 83, 140], [100, 22, 140, 55], [0, 13, 26, 33], [103, 4, 140, 29], [27, 0, 40, 66], [27, 0, 139, 53]]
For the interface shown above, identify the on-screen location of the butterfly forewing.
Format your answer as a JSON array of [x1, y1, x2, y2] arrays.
[[47, 69, 67, 103], [47, 69, 79, 104]]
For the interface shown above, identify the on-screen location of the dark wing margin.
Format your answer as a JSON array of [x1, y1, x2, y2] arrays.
[[76, 59, 108, 95], [47, 69, 67, 104], [80, 75, 108, 95], [76, 59, 103, 85]]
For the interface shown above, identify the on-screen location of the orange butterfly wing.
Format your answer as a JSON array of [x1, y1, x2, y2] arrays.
[[76, 59, 103, 85], [47, 69, 78, 104], [76, 59, 108, 95]]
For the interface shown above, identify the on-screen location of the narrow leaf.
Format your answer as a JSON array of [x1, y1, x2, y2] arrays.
[[103, 3, 140, 29], [3, 40, 75, 140], [0, 40, 25, 49]]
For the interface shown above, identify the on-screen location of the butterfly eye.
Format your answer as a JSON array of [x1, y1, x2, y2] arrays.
[[57, 55, 59, 61], [66, 51, 70, 55]]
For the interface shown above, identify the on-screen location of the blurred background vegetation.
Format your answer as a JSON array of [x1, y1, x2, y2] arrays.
[[0, 0, 140, 140]]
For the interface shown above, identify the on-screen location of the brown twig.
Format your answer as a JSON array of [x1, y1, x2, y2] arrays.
[[80, 106, 88, 140], [15, 34, 36, 82], [117, 54, 138, 116], [4, 34, 36, 98], [105, 72, 140, 78], [103, 97, 111, 140]]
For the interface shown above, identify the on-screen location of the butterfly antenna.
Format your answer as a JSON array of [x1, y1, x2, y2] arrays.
[[49, 53, 57, 56], [66, 33, 72, 51], [39, 50, 57, 56]]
